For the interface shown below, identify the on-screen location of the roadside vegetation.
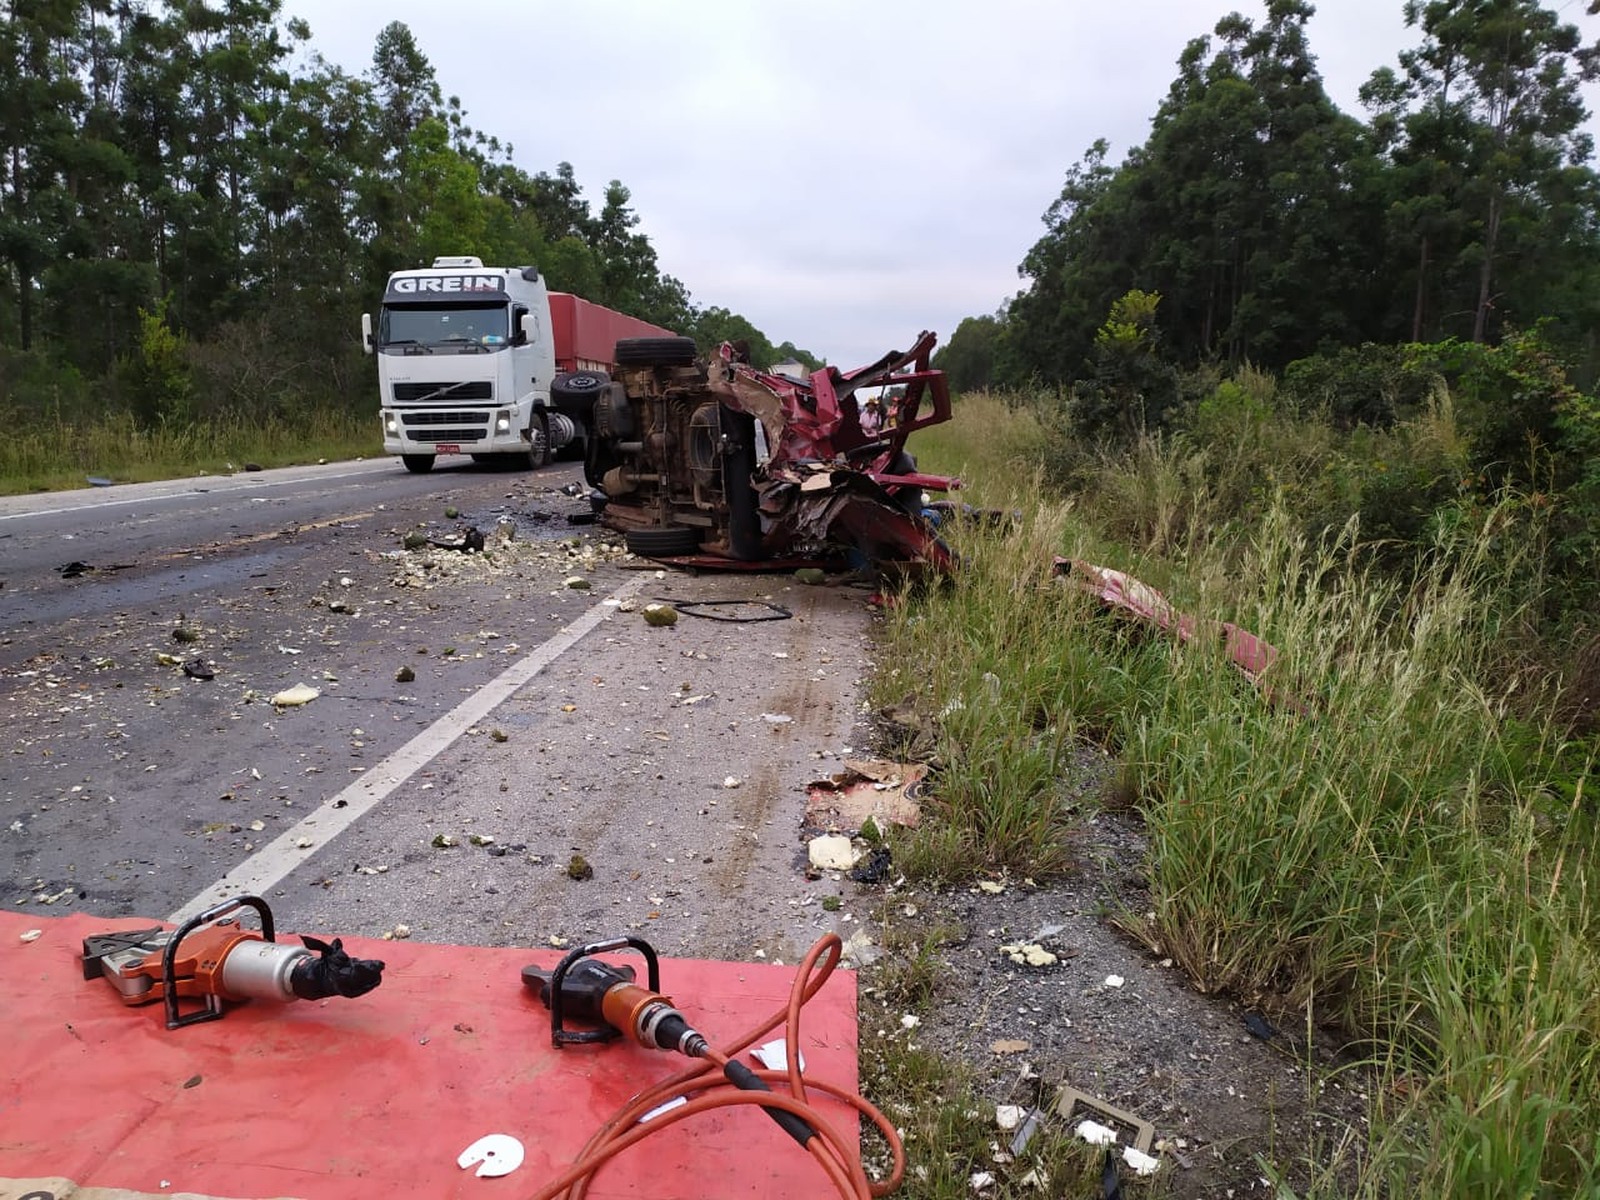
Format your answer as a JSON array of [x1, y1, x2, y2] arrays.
[[863, 383, 1598, 1198], [0, 7, 819, 498]]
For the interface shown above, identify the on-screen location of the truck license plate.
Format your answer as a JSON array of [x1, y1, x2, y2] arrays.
[[436, 444, 460, 455]]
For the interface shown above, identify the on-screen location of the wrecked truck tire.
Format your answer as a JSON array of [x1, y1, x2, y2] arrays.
[[614, 337, 698, 368], [625, 525, 701, 557], [402, 454, 435, 474]]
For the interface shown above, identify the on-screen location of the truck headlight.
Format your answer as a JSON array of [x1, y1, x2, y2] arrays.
[[384, 412, 398, 436], [495, 411, 511, 434]]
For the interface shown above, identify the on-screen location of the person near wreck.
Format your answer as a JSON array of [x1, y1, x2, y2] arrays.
[[859, 394, 884, 438]]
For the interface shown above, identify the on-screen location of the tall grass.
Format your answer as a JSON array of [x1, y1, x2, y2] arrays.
[[879, 388, 1600, 1195], [0, 407, 379, 494]]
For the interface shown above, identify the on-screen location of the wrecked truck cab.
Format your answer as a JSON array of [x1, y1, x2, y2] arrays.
[[589, 331, 960, 572]]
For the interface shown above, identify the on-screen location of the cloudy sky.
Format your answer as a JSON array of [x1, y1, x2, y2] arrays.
[[280, 1, 1600, 368]]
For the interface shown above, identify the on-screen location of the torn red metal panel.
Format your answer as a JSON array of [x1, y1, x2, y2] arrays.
[[1052, 558, 1281, 687]]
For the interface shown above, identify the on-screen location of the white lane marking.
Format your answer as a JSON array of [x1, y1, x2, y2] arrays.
[[167, 575, 648, 923], [0, 466, 388, 522]]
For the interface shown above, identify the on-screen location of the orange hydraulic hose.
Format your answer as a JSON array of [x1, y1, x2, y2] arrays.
[[527, 931, 906, 1200]]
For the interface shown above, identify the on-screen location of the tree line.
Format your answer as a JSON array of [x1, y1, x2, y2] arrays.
[[938, 0, 1600, 391], [932, 0, 1600, 623], [0, 2, 817, 429]]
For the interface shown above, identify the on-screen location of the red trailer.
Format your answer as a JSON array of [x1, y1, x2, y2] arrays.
[[547, 293, 678, 372]]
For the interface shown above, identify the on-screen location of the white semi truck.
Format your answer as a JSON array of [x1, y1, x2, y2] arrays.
[[362, 256, 680, 473]]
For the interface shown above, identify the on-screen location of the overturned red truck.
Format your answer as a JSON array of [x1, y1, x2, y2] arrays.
[[577, 331, 960, 572]]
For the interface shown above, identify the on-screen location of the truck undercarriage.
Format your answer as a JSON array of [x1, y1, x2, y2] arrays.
[[582, 332, 960, 573]]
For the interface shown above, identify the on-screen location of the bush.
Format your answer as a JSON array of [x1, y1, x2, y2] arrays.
[[1280, 342, 1435, 429], [120, 300, 193, 430]]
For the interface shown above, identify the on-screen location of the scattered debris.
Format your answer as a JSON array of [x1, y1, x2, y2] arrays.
[[1056, 1085, 1156, 1155], [794, 567, 827, 586], [1075, 1119, 1118, 1146], [722, 776, 742, 789], [444, 506, 461, 520], [430, 528, 486, 554], [171, 626, 201, 644], [566, 854, 593, 881], [848, 846, 892, 884], [805, 758, 926, 831], [807, 834, 858, 872], [1243, 1011, 1278, 1040], [1008, 1109, 1045, 1157], [403, 531, 429, 550], [1122, 1146, 1160, 1176], [1052, 557, 1288, 698], [642, 603, 678, 627], [1000, 942, 1058, 968], [432, 834, 459, 849], [990, 1038, 1031, 1055], [270, 684, 320, 708], [840, 929, 883, 968], [383, 924, 412, 941], [181, 659, 215, 681], [752, 1039, 805, 1072], [666, 599, 792, 622], [395, 665, 416, 683], [489, 729, 508, 743], [19, 929, 42, 943], [564, 576, 591, 590], [1103, 974, 1125, 988], [995, 1105, 1026, 1132], [457, 1134, 524, 1179]]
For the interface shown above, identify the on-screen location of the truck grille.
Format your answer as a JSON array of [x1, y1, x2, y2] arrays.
[[402, 410, 490, 426], [392, 381, 493, 403], [405, 427, 487, 444], [400, 411, 488, 442]]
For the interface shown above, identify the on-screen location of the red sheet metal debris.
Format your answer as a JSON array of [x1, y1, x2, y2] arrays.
[[1, 911, 857, 1200], [1053, 558, 1280, 685]]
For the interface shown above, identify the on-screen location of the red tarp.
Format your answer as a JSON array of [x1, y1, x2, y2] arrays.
[[1, 911, 857, 1200]]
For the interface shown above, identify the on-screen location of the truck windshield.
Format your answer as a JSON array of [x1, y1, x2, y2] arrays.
[[379, 304, 510, 349]]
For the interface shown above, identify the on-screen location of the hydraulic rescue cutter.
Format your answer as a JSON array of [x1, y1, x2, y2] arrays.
[[81, 896, 385, 1029]]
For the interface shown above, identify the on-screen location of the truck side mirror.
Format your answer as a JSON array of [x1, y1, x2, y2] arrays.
[[361, 313, 374, 355], [518, 312, 534, 346]]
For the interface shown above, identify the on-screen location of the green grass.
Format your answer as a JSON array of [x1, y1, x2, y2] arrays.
[[873, 389, 1600, 1197], [0, 408, 380, 494]]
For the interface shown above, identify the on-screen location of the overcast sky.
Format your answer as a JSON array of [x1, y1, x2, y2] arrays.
[[279, 1, 1600, 368]]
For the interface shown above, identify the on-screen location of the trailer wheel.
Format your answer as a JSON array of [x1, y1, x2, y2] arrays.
[[625, 526, 700, 557], [614, 337, 698, 368], [402, 454, 435, 474]]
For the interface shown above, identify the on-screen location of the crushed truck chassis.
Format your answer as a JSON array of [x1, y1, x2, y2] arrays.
[[586, 331, 960, 573]]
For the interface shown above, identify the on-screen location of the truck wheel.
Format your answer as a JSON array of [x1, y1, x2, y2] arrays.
[[552, 371, 609, 408], [625, 526, 700, 557], [402, 454, 435, 474], [527, 413, 552, 469], [614, 337, 698, 368]]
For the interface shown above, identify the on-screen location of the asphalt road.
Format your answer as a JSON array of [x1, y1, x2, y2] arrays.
[[1, 456, 877, 967]]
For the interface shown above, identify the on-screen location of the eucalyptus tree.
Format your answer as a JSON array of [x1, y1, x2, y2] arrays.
[[1381, 0, 1600, 343]]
